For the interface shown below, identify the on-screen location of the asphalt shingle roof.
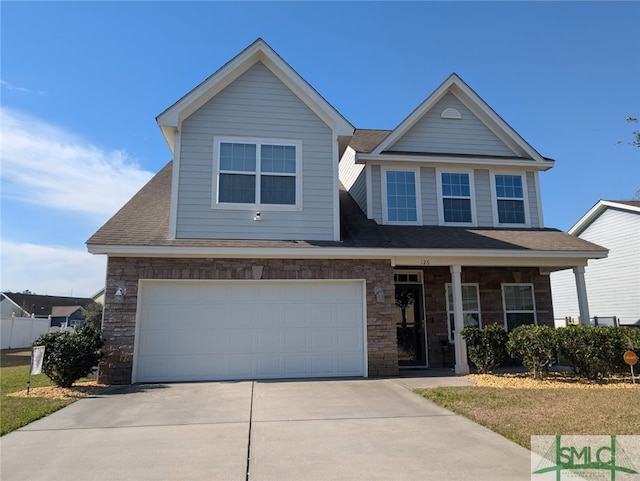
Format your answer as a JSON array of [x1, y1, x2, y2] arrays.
[[2, 293, 93, 317], [87, 161, 606, 254]]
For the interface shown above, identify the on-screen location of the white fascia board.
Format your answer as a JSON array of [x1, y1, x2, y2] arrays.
[[259, 55, 354, 137], [355, 153, 554, 171], [1, 295, 27, 314], [371, 73, 546, 164], [156, 39, 353, 147], [88, 244, 607, 266], [569, 200, 640, 235], [372, 75, 454, 154], [449, 82, 545, 162]]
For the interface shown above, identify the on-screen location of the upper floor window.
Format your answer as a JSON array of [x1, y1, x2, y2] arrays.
[[440, 172, 472, 223], [215, 138, 301, 209], [502, 283, 536, 331], [495, 174, 525, 224], [383, 169, 420, 224]]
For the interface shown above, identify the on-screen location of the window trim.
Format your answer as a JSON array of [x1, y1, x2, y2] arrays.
[[501, 283, 537, 331], [436, 169, 477, 226], [212, 136, 303, 211], [381, 167, 422, 225], [490, 171, 530, 227], [445, 283, 482, 343]]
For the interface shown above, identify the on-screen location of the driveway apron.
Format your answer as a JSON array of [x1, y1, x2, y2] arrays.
[[1, 376, 532, 481]]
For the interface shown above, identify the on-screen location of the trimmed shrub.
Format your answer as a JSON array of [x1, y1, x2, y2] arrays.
[[557, 325, 640, 381], [461, 323, 508, 374], [507, 324, 558, 379], [33, 324, 104, 388]]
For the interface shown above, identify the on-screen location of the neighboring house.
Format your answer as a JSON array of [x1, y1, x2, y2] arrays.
[[91, 288, 105, 306], [87, 38, 607, 385], [0, 292, 93, 325], [50, 306, 87, 328], [551, 200, 640, 326], [0, 293, 30, 318]]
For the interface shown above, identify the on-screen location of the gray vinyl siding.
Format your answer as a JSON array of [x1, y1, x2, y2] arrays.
[[420, 167, 438, 225], [338, 147, 367, 214], [474, 169, 493, 226], [389, 93, 516, 157], [370, 165, 382, 222], [551, 208, 640, 324], [176, 61, 335, 241], [526, 171, 541, 227]]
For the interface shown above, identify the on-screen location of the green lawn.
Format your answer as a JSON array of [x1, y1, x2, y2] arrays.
[[417, 386, 640, 449], [1, 349, 75, 435]]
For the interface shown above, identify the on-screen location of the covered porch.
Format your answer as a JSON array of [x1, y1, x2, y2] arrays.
[[389, 254, 600, 375]]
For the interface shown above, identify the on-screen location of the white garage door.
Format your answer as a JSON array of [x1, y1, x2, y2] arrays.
[[133, 280, 366, 383]]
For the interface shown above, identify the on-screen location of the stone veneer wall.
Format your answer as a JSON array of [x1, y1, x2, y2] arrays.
[[417, 266, 554, 368], [99, 257, 397, 384]]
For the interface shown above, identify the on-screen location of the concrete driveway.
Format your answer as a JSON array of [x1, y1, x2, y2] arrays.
[[1, 373, 532, 481]]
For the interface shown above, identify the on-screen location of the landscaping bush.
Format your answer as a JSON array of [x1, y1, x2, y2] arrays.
[[461, 323, 508, 374], [32, 324, 104, 388], [506, 324, 558, 379], [557, 325, 640, 381]]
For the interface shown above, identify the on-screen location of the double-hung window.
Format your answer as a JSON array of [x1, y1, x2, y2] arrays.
[[502, 284, 536, 331], [440, 172, 472, 223], [494, 174, 525, 224], [446, 284, 481, 342], [384, 169, 419, 223], [215, 139, 300, 208]]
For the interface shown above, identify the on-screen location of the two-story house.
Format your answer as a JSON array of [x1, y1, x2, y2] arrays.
[[88, 39, 607, 385]]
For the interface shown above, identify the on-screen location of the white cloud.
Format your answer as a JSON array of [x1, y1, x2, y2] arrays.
[[0, 108, 154, 218], [0, 241, 106, 298], [1, 80, 45, 96]]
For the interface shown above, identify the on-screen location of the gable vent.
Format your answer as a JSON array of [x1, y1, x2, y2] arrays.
[[441, 108, 462, 119]]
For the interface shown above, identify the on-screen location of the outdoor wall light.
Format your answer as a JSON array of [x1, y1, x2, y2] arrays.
[[113, 287, 126, 303], [374, 287, 385, 302], [253, 211, 262, 221]]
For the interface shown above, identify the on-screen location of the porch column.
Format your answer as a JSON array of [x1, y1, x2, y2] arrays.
[[573, 266, 591, 326], [450, 265, 469, 374]]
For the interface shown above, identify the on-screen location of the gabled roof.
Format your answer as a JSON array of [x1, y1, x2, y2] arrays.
[[156, 38, 354, 153], [1, 293, 93, 317], [367, 73, 550, 164], [570, 199, 640, 235], [51, 306, 86, 317]]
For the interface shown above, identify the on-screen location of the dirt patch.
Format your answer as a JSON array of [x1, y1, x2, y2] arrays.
[[466, 371, 638, 389], [1, 348, 32, 368], [9, 381, 109, 400]]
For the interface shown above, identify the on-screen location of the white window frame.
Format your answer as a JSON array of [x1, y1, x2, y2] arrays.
[[394, 269, 424, 284], [212, 136, 303, 211], [490, 171, 530, 227], [381, 166, 422, 225], [436, 169, 477, 226], [445, 283, 482, 343], [501, 283, 537, 331]]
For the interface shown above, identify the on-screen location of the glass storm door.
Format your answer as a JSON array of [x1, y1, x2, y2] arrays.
[[394, 284, 426, 366]]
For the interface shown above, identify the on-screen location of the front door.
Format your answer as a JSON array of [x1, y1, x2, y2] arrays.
[[394, 284, 427, 366]]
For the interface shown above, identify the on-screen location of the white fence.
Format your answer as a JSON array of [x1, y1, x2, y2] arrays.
[[1, 316, 50, 349]]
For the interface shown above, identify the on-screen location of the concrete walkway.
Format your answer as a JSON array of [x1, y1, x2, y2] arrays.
[[1, 373, 532, 481]]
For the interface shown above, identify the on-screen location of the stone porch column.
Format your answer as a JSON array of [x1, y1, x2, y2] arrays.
[[573, 266, 591, 326], [450, 265, 469, 374]]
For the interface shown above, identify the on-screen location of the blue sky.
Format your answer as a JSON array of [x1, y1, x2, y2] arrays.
[[1, 1, 639, 297]]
